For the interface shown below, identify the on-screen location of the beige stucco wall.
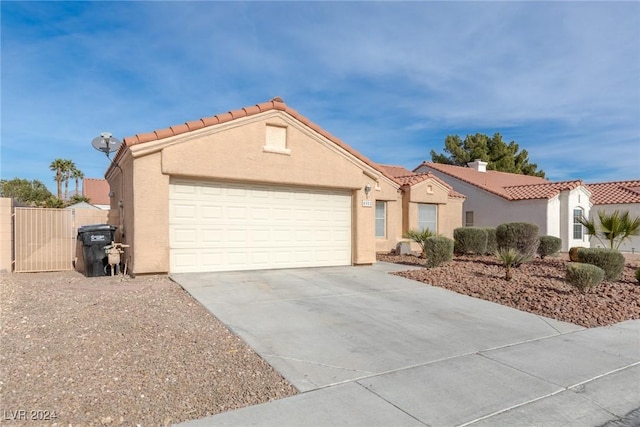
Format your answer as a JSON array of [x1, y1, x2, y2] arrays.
[[0, 198, 12, 273], [106, 150, 134, 271], [108, 111, 401, 274], [399, 179, 464, 253]]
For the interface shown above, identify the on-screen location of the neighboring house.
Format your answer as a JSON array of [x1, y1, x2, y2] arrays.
[[105, 98, 464, 275], [416, 160, 592, 251], [377, 165, 465, 253], [585, 180, 640, 252], [82, 178, 110, 210]]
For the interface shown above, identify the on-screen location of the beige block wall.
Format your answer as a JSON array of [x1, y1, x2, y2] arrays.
[[0, 198, 13, 272]]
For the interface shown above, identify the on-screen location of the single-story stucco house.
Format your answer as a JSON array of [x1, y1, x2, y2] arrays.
[[415, 160, 592, 252], [105, 98, 464, 275]]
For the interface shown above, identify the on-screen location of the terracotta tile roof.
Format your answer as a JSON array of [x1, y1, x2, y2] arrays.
[[378, 165, 415, 178], [585, 180, 640, 205], [504, 180, 585, 200], [419, 162, 586, 200], [115, 97, 397, 185], [82, 178, 110, 205], [378, 164, 466, 199]]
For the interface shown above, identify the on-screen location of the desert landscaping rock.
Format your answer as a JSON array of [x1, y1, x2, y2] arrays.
[[0, 272, 297, 426], [378, 252, 640, 328]]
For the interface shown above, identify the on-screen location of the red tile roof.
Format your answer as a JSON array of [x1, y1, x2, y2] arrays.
[[585, 180, 640, 205], [419, 162, 586, 200], [115, 97, 397, 185], [378, 164, 466, 199], [504, 180, 584, 200], [82, 178, 110, 205]]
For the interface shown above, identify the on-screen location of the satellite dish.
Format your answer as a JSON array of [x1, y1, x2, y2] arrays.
[[91, 132, 122, 158]]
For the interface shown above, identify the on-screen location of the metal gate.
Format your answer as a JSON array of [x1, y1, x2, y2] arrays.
[[13, 207, 108, 273]]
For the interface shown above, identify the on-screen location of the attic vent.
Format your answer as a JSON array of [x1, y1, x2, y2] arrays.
[[264, 124, 290, 155], [427, 185, 434, 194]]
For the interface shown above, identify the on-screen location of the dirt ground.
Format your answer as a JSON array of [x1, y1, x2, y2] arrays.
[[378, 252, 640, 328], [0, 271, 297, 426]]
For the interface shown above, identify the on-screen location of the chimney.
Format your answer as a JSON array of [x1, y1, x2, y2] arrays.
[[467, 159, 488, 172]]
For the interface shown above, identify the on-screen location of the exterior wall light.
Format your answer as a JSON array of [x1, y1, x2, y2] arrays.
[[364, 183, 372, 198]]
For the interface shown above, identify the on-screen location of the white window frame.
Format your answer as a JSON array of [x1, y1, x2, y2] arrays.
[[573, 207, 584, 240], [375, 201, 386, 238], [465, 211, 474, 227], [418, 204, 437, 233]]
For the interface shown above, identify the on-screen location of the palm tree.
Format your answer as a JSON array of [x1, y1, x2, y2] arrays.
[[70, 165, 84, 198], [49, 158, 66, 199], [579, 210, 640, 250], [61, 159, 75, 201]]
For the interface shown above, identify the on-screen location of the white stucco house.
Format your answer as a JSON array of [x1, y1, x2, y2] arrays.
[[585, 180, 640, 253], [415, 160, 592, 251]]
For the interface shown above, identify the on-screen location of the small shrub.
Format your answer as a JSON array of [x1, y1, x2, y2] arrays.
[[538, 236, 562, 259], [576, 248, 625, 281], [569, 247, 581, 262], [496, 248, 533, 281], [405, 228, 436, 258], [453, 227, 487, 255], [496, 222, 539, 265], [635, 268, 640, 284], [483, 227, 497, 255], [566, 263, 605, 293], [424, 236, 454, 268]]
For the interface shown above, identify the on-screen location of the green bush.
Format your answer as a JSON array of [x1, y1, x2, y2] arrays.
[[576, 248, 625, 281], [566, 263, 605, 293], [496, 222, 539, 264], [453, 227, 487, 255], [635, 268, 640, 284], [483, 227, 497, 255], [538, 236, 562, 259], [569, 247, 581, 262], [424, 236, 454, 268]]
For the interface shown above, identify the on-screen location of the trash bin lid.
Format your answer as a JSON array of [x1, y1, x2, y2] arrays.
[[78, 224, 117, 233]]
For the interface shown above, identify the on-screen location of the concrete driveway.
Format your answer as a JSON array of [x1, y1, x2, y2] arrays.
[[172, 263, 640, 426]]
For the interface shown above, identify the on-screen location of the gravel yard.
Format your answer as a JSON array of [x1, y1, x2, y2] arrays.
[[378, 252, 640, 328], [0, 271, 297, 426]]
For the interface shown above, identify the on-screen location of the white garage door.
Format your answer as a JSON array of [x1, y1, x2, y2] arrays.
[[169, 179, 352, 273]]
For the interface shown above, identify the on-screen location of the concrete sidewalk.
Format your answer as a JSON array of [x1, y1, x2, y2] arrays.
[[173, 263, 640, 426]]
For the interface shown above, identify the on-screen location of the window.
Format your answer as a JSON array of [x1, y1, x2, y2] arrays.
[[465, 211, 474, 227], [375, 201, 386, 238], [573, 208, 584, 240], [418, 204, 437, 233]]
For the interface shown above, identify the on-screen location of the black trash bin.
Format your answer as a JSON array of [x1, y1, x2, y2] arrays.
[[77, 224, 117, 277]]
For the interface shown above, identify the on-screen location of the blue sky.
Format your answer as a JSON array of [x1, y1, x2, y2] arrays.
[[2, 1, 639, 195]]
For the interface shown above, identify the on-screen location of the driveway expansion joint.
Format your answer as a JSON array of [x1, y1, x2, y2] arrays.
[[263, 354, 374, 375]]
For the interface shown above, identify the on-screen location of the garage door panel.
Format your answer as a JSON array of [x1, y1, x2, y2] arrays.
[[169, 180, 352, 272]]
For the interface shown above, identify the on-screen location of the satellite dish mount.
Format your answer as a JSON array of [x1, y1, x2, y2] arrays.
[[91, 132, 122, 159]]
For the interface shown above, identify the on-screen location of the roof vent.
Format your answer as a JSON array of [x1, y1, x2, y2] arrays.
[[467, 159, 488, 173]]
